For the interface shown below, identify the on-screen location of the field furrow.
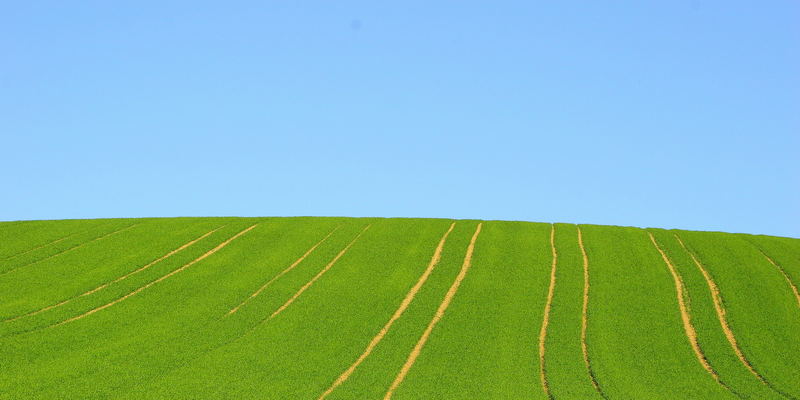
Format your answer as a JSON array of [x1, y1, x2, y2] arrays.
[[0, 219, 110, 260], [54, 224, 258, 326], [577, 227, 608, 399], [266, 224, 370, 321], [383, 223, 482, 400], [675, 234, 794, 398], [580, 226, 730, 398], [544, 224, 605, 399], [538, 224, 558, 399], [318, 222, 456, 400], [753, 247, 800, 309], [2, 233, 77, 261], [649, 233, 727, 389], [650, 229, 780, 399], [227, 225, 340, 316], [0, 217, 797, 399], [675, 235, 772, 385], [742, 235, 800, 309], [0, 223, 138, 277], [105, 218, 450, 400], [4, 227, 222, 323]]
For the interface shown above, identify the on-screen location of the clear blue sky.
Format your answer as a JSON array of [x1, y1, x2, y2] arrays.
[[2, 1, 798, 237]]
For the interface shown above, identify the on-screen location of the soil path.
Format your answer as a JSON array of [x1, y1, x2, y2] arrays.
[[538, 224, 557, 399], [383, 223, 482, 400], [4, 233, 77, 261], [0, 224, 139, 277], [54, 224, 258, 327], [227, 226, 341, 316], [267, 225, 371, 321], [754, 248, 800, 309], [317, 222, 456, 400], [649, 233, 727, 387], [4, 227, 221, 323], [674, 234, 787, 397], [577, 227, 608, 399]]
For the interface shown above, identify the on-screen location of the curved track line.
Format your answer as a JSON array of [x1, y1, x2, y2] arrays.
[[3, 227, 222, 323], [0, 224, 139, 277], [383, 223, 482, 400], [227, 225, 341, 316], [577, 227, 608, 399], [318, 222, 456, 400], [3, 233, 77, 261], [753, 246, 800, 310], [649, 233, 729, 389], [54, 224, 258, 327], [126, 225, 367, 389], [674, 234, 790, 398], [267, 225, 371, 321], [538, 224, 557, 399]]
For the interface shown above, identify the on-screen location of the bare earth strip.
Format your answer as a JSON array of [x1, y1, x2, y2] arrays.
[[674, 234, 789, 398], [3, 233, 77, 261], [318, 222, 456, 400], [54, 224, 258, 327], [3, 227, 222, 323], [537, 225, 557, 400], [0, 224, 139, 277], [267, 225, 371, 321], [648, 233, 729, 389], [753, 247, 800, 310], [577, 227, 608, 399], [383, 223, 482, 400], [227, 225, 341, 316]]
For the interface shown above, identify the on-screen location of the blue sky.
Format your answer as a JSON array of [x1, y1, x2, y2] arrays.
[[2, 1, 798, 237]]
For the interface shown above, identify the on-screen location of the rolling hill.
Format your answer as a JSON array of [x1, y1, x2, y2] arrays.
[[1, 217, 798, 399]]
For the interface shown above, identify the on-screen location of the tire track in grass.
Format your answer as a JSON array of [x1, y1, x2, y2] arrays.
[[648, 233, 736, 394], [266, 224, 371, 321], [537, 224, 557, 400], [577, 227, 608, 399], [3, 233, 77, 261], [383, 223, 482, 400], [53, 224, 258, 327], [749, 244, 800, 310], [115, 225, 369, 396], [227, 225, 341, 316], [675, 234, 792, 399], [3, 227, 222, 323], [0, 224, 140, 277], [215, 225, 370, 350], [317, 222, 456, 400]]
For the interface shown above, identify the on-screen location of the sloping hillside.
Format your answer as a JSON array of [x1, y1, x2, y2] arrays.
[[1, 217, 798, 399]]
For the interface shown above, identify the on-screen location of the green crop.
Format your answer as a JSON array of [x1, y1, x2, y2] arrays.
[[0, 217, 798, 399]]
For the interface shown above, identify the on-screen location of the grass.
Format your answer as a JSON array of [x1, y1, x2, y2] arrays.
[[677, 230, 800, 399], [544, 223, 604, 399], [0, 217, 798, 399]]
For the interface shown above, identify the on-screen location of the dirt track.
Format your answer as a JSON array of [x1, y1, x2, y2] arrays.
[[4, 227, 222, 323], [538, 224, 558, 399], [577, 227, 607, 399], [268, 225, 371, 320], [383, 223, 482, 400], [318, 222, 456, 400], [54, 224, 258, 327], [649, 233, 724, 386], [228, 226, 341, 316]]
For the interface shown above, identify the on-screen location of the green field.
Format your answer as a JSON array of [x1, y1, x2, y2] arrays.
[[1, 217, 798, 399]]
